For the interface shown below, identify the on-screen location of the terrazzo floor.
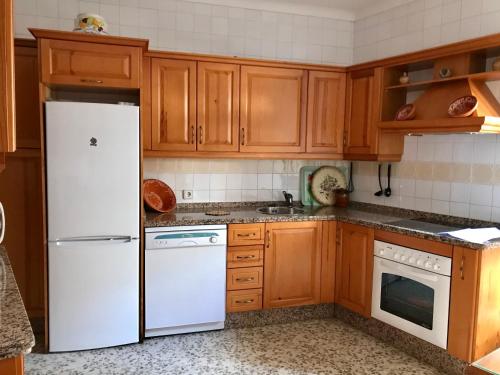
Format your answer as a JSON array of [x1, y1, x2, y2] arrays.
[[25, 319, 444, 375]]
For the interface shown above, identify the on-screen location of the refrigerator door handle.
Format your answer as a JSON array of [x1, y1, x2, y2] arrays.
[[53, 236, 135, 246]]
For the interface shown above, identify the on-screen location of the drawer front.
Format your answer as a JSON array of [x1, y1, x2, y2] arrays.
[[227, 245, 264, 268], [227, 267, 263, 290], [40, 39, 141, 88], [228, 223, 265, 246], [226, 289, 262, 312]]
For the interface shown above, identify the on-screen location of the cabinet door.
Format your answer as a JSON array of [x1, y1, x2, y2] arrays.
[[264, 221, 322, 308], [335, 222, 374, 317], [306, 71, 345, 154], [344, 68, 381, 157], [240, 66, 307, 153], [14, 43, 40, 149], [40, 39, 141, 88], [198, 62, 239, 152], [0, 0, 15, 155], [151, 58, 196, 151], [0, 149, 44, 318]]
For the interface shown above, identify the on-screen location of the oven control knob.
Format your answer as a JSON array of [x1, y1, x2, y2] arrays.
[[424, 261, 432, 268], [416, 258, 424, 266], [400, 254, 407, 261], [394, 253, 401, 260], [378, 249, 385, 256], [408, 256, 415, 264], [433, 263, 441, 271]]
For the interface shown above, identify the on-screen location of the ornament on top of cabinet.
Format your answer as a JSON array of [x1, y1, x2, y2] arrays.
[[439, 67, 452, 79], [492, 58, 500, 71], [74, 13, 108, 34], [399, 72, 410, 84], [448, 95, 478, 118]]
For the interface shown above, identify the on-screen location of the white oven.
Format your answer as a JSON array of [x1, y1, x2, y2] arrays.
[[371, 240, 451, 349]]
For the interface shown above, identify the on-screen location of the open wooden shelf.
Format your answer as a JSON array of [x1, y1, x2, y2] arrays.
[[378, 116, 500, 134], [384, 71, 500, 91]]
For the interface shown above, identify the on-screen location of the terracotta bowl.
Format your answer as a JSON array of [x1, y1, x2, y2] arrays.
[[143, 179, 176, 213], [448, 95, 478, 118], [394, 103, 416, 121]]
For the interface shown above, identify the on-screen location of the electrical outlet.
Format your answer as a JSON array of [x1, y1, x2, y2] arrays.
[[182, 190, 193, 200]]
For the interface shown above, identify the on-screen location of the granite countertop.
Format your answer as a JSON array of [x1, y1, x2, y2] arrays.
[[144, 202, 500, 250], [0, 246, 35, 360]]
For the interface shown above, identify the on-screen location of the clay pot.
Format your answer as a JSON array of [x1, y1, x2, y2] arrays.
[[143, 179, 176, 213], [334, 189, 350, 208], [399, 72, 410, 84]]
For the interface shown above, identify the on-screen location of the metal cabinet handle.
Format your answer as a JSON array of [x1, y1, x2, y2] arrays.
[[80, 79, 103, 84], [236, 277, 255, 282], [237, 233, 255, 237], [199, 126, 203, 144], [191, 126, 195, 144], [235, 299, 254, 304], [266, 230, 271, 248], [241, 128, 245, 145], [459, 255, 465, 280], [236, 255, 256, 260]]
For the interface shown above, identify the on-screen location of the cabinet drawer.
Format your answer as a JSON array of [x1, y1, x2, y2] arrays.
[[227, 246, 264, 268], [226, 289, 262, 312], [228, 223, 265, 246], [227, 267, 263, 290], [40, 39, 141, 88]]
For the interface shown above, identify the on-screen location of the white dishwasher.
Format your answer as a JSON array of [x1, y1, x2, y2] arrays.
[[145, 225, 227, 337]]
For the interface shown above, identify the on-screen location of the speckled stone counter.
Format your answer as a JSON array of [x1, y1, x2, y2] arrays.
[[145, 201, 500, 250], [0, 246, 35, 360]]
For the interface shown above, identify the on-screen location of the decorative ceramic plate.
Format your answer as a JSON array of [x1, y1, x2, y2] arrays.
[[310, 166, 347, 206], [394, 103, 416, 121], [143, 179, 176, 213], [448, 95, 478, 117]]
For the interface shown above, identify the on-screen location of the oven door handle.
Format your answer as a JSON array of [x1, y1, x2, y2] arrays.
[[379, 259, 440, 283]]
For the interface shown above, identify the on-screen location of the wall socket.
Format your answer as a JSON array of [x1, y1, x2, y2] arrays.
[[182, 190, 193, 200]]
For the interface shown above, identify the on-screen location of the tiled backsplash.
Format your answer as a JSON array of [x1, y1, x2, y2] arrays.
[[144, 159, 349, 204], [14, 0, 353, 66], [351, 134, 500, 222], [354, 0, 500, 64]]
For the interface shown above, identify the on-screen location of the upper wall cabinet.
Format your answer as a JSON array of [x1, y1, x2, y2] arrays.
[[151, 58, 197, 152], [197, 62, 240, 152], [0, 0, 16, 162], [306, 71, 345, 154], [31, 29, 147, 89], [343, 68, 379, 157], [240, 66, 307, 153]]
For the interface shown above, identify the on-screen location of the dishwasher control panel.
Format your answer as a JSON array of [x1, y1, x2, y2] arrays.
[[145, 225, 227, 249]]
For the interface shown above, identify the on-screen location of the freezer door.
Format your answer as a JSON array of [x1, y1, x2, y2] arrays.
[[49, 238, 139, 352], [45, 102, 139, 239]]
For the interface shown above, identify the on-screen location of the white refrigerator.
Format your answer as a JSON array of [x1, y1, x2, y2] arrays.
[[46, 101, 140, 352]]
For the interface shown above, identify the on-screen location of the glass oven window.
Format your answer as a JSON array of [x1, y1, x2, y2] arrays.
[[380, 273, 434, 330]]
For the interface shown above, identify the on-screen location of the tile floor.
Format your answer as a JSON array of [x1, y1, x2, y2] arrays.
[[25, 319, 443, 374]]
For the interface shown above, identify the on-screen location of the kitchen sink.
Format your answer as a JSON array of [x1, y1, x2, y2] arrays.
[[257, 206, 305, 215]]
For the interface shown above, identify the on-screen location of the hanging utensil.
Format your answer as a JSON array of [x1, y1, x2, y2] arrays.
[[347, 162, 354, 193], [375, 164, 383, 197], [384, 164, 392, 197]]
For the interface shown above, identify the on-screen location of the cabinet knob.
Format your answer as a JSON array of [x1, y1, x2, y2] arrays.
[[199, 126, 203, 144], [191, 126, 195, 144], [241, 128, 245, 146]]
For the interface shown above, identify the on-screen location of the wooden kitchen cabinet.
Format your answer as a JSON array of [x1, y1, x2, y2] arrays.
[[240, 65, 307, 153], [14, 41, 39, 149], [335, 222, 374, 317], [306, 71, 345, 154], [38, 38, 142, 89], [0, 355, 24, 375], [0, 0, 16, 165], [320, 221, 337, 303], [343, 68, 380, 158], [448, 245, 500, 362], [263, 221, 322, 308], [151, 58, 197, 151], [197, 62, 240, 152]]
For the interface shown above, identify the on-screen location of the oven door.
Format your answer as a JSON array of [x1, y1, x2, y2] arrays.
[[371, 256, 450, 349]]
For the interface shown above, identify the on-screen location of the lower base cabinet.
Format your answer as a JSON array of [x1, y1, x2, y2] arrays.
[[335, 222, 374, 318], [0, 355, 24, 375], [263, 221, 323, 309]]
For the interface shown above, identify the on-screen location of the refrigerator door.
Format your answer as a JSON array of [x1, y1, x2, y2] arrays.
[[45, 102, 139, 240], [49, 238, 139, 352]]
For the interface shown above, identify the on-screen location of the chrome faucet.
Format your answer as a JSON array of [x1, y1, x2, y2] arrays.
[[282, 191, 294, 207]]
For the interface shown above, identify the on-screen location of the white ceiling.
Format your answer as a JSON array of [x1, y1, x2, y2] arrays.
[[192, 0, 410, 20]]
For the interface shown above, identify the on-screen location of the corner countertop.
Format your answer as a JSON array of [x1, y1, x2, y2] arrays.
[[144, 202, 500, 250], [0, 245, 35, 360]]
